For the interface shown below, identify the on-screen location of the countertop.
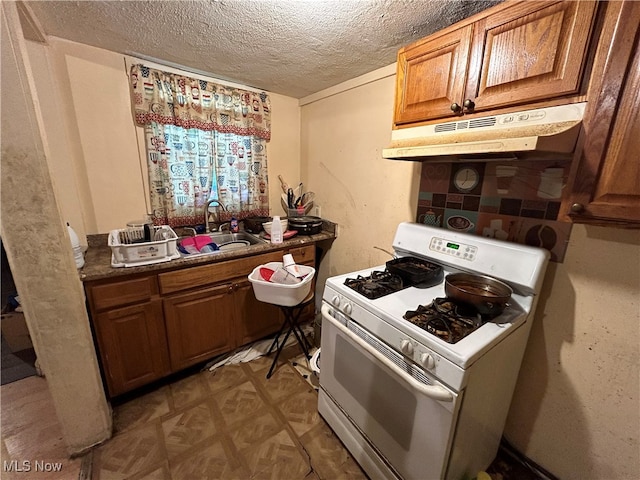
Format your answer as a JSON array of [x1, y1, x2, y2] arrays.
[[80, 221, 337, 282]]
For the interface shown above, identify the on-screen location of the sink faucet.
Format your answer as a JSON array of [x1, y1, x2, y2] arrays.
[[182, 227, 197, 237], [204, 200, 227, 232]]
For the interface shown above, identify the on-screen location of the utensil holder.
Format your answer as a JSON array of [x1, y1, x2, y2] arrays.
[[287, 202, 314, 217]]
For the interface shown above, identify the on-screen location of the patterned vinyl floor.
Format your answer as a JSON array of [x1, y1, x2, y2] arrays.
[[0, 333, 542, 480], [92, 342, 366, 480]]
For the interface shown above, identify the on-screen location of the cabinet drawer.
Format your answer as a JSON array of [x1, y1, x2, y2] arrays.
[[158, 251, 284, 294], [88, 275, 158, 311], [286, 245, 315, 264]]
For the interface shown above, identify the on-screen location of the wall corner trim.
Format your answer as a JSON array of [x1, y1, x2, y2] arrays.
[[299, 63, 397, 106]]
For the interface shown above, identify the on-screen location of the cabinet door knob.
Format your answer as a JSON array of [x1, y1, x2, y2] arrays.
[[463, 99, 475, 111], [450, 103, 462, 113], [228, 285, 235, 294], [571, 203, 585, 213]]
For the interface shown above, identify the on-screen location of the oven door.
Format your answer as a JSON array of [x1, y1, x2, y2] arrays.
[[319, 304, 461, 480]]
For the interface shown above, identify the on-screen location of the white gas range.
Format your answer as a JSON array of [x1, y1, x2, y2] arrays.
[[318, 222, 549, 480]]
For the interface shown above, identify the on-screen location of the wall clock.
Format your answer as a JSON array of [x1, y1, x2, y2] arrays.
[[454, 166, 480, 192]]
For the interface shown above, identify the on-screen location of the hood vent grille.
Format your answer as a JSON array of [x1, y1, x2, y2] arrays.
[[435, 123, 457, 133], [434, 116, 498, 133], [469, 117, 497, 128]]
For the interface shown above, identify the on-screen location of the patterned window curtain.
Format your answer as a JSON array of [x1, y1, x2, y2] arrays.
[[129, 64, 270, 227]]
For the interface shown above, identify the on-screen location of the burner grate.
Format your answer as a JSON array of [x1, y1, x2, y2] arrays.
[[344, 270, 405, 299], [403, 298, 484, 344]]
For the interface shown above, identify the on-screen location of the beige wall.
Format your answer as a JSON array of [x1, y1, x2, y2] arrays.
[[300, 71, 421, 274], [506, 224, 640, 479], [300, 74, 640, 479], [265, 93, 301, 217]]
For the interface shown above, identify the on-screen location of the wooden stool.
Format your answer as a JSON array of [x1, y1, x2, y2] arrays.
[[265, 291, 315, 379]]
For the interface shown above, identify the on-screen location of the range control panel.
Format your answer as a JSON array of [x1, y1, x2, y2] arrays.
[[429, 237, 477, 261]]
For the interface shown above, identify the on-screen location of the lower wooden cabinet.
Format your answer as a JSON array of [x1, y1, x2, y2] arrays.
[[163, 283, 236, 371], [85, 244, 317, 397], [234, 278, 282, 346], [92, 300, 170, 396]]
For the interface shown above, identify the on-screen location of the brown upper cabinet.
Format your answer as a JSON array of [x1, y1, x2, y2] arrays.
[[560, 0, 640, 227], [394, 1, 598, 126]]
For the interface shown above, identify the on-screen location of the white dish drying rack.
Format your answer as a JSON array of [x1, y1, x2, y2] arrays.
[[108, 225, 180, 267]]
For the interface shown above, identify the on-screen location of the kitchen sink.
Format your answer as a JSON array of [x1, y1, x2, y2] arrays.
[[177, 231, 267, 257]]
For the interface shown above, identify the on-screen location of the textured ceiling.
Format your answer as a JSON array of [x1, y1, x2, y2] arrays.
[[24, 0, 500, 98]]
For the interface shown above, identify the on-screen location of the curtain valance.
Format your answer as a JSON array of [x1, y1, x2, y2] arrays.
[[129, 64, 271, 141]]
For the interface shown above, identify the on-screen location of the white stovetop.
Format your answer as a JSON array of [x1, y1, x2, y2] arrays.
[[322, 223, 548, 368], [323, 265, 532, 369]]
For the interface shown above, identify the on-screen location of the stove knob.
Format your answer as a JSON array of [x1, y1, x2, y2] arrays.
[[332, 296, 340, 307], [420, 353, 436, 369], [400, 340, 414, 356], [343, 303, 352, 315]]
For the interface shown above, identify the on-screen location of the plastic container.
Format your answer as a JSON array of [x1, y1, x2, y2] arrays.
[[108, 225, 179, 267], [263, 218, 288, 235], [283, 253, 305, 278], [270, 215, 283, 244], [67, 223, 85, 269], [287, 203, 314, 217], [249, 262, 315, 306]]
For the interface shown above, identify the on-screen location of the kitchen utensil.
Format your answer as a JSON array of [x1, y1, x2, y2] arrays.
[[295, 183, 303, 205], [287, 188, 295, 208], [143, 224, 152, 242], [199, 243, 219, 253], [301, 191, 315, 206], [386, 257, 443, 287], [260, 267, 276, 281], [288, 202, 314, 217], [244, 216, 272, 233], [153, 226, 172, 241], [262, 218, 288, 235], [278, 175, 289, 194], [287, 216, 323, 235], [444, 273, 512, 317]]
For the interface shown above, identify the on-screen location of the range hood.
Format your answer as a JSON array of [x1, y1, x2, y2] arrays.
[[383, 102, 586, 161]]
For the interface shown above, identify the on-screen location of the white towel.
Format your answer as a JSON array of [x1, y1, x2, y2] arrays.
[[207, 324, 313, 371]]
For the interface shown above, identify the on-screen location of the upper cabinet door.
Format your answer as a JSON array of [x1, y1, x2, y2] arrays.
[[561, 1, 640, 226], [469, 1, 597, 113], [394, 25, 473, 124]]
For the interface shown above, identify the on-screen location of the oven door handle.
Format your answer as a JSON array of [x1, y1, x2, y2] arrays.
[[321, 305, 454, 402]]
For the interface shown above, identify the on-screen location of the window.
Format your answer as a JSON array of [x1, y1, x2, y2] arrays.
[[129, 64, 270, 227]]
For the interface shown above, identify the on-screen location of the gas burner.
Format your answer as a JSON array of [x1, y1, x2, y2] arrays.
[[344, 270, 405, 299], [403, 298, 484, 344]]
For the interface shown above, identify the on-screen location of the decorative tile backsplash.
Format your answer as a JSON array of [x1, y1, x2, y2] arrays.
[[416, 160, 572, 262]]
